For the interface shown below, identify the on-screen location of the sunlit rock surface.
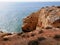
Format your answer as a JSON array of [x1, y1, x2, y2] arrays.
[[0, 6, 60, 45], [22, 6, 60, 32]]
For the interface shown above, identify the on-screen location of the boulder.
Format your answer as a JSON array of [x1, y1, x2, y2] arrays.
[[22, 12, 39, 32]]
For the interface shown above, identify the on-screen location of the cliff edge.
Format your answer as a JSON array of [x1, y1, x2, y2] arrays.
[[0, 6, 60, 45], [22, 6, 60, 32]]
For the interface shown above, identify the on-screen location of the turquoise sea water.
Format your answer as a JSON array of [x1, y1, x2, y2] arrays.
[[0, 2, 60, 33]]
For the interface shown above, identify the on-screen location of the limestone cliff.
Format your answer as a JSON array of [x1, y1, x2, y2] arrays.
[[22, 6, 60, 32], [22, 12, 39, 32], [0, 6, 60, 45]]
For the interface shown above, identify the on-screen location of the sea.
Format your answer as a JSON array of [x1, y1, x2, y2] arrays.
[[0, 2, 60, 33]]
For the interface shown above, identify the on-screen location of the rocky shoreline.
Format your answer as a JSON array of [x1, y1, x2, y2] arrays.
[[0, 6, 60, 45]]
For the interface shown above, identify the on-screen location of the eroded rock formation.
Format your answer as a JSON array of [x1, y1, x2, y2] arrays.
[[37, 6, 60, 29], [0, 6, 60, 45], [22, 6, 60, 32], [22, 12, 39, 32]]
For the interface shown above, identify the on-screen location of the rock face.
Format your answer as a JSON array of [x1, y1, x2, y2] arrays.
[[0, 6, 60, 45], [22, 6, 60, 32], [37, 6, 60, 29], [22, 12, 39, 32], [0, 28, 60, 45]]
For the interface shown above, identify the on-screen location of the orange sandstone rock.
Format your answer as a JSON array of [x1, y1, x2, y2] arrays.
[[22, 6, 60, 32]]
